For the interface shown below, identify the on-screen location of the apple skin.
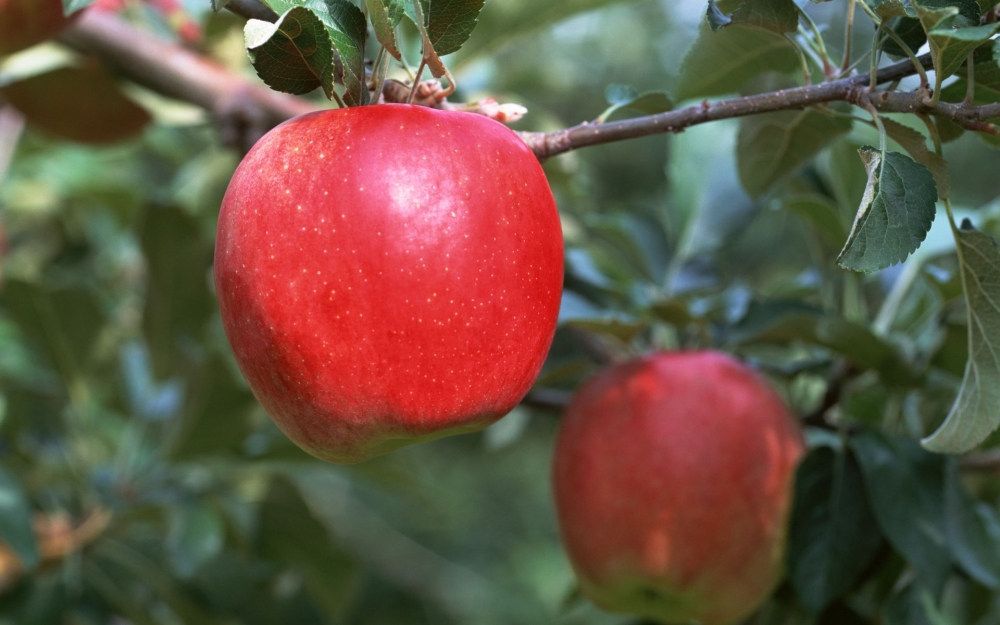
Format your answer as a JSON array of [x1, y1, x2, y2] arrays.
[[553, 351, 804, 625], [215, 104, 564, 463], [0, 0, 75, 56]]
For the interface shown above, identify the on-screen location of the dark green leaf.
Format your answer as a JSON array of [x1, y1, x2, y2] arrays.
[[837, 148, 938, 273], [787, 447, 883, 613], [706, 0, 799, 33], [737, 109, 852, 197], [882, 17, 928, 58], [0, 467, 39, 570], [321, 0, 369, 105], [407, 0, 486, 57], [244, 7, 335, 98], [851, 432, 951, 593], [923, 222, 1000, 453]]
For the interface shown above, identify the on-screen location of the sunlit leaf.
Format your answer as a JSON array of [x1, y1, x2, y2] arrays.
[[923, 221, 1000, 453]]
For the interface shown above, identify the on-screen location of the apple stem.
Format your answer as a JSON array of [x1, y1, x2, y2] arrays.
[[407, 60, 427, 105]]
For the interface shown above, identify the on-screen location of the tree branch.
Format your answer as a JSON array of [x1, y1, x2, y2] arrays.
[[59, 11, 998, 161]]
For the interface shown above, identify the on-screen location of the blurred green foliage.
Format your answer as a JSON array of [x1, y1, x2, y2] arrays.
[[2, 0, 1000, 624]]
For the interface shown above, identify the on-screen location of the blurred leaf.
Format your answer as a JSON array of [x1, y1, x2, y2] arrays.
[[597, 84, 673, 123], [245, 7, 335, 98], [837, 148, 938, 273], [558, 292, 646, 341], [923, 221, 1000, 453], [169, 355, 255, 458], [782, 194, 847, 248], [706, 0, 799, 34], [884, 582, 934, 625], [0, 467, 39, 570], [451, 0, 642, 68], [943, 461, 1000, 588], [882, 118, 952, 199], [139, 205, 213, 379], [258, 476, 358, 619], [0, 65, 150, 145], [737, 109, 852, 198], [822, 139, 868, 215], [852, 431, 951, 593], [676, 12, 799, 99], [167, 502, 224, 579], [0, 279, 105, 380], [62, 0, 100, 13], [787, 447, 883, 613]]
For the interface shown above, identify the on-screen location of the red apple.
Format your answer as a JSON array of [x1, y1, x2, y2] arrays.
[[553, 351, 804, 625], [215, 104, 564, 463], [0, 0, 75, 56]]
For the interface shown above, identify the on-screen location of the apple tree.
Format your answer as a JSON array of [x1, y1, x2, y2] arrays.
[[1, 0, 1000, 623]]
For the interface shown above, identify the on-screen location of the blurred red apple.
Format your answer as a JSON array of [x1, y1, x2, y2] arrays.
[[215, 104, 564, 463], [553, 351, 804, 625], [0, 0, 75, 56]]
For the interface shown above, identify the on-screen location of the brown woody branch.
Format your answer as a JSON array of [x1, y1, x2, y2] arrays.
[[59, 11, 1000, 159]]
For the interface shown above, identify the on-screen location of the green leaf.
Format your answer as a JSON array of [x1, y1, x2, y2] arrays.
[[167, 502, 224, 579], [596, 85, 673, 123], [837, 148, 938, 273], [881, 118, 952, 199], [781, 194, 848, 248], [737, 108, 852, 198], [915, 3, 999, 80], [706, 0, 800, 34], [787, 447, 883, 613], [943, 461, 1000, 587], [916, 0, 982, 25], [211, 0, 232, 10], [245, 7, 335, 98], [676, 17, 799, 99], [929, 22, 1000, 79], [852, 431, 951, 593], [729, 301, 919, 386], [366, 0, 406, 60], [922, 222, 1000, 453], [0, 467, 39, 570], [321, 0, 369, 106]]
